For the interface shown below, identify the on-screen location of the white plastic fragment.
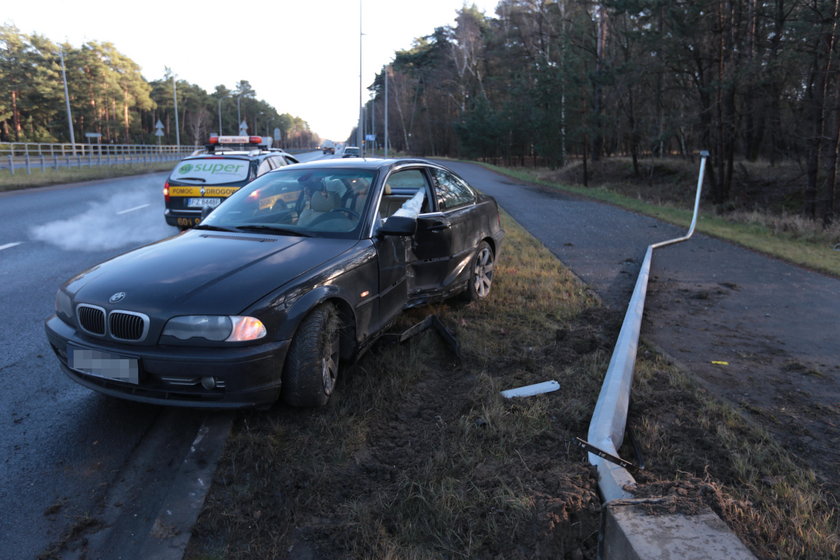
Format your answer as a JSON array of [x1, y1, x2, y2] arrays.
[[500, 380, 560, 399]]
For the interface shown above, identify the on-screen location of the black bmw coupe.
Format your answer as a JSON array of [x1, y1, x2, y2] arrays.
[[45, 158, 504, 408]]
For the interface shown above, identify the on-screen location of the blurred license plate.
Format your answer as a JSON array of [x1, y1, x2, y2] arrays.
[[187, 197, 221, 208], [69, 346, 139, 384]]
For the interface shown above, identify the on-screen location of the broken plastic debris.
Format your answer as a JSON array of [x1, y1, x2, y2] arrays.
[[500, 380, 560, 399], [711, 361, 729, 366]]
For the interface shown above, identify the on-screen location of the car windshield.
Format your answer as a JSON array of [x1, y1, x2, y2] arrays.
[[169, 158, 251, 184], [200, 168, 376, 238]]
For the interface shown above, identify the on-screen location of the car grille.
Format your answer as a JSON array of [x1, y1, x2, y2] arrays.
[[110, 311, 147, 341], [77, 305, 149, 342], [78, 305, 106, 335]]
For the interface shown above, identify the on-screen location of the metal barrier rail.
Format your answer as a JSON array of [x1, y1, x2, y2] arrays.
[[586, 151, 709, 502], [0, 142, 191, 158], [0, 143, 196, 175]]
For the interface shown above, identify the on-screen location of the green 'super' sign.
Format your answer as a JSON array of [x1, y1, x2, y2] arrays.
[[178, 162, 246, 175]]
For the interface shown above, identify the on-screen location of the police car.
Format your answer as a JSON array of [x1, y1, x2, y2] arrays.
[[163, 136, 299, 229]]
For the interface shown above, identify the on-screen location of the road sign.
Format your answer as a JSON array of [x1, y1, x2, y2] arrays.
[[239, 120, 248, 135]]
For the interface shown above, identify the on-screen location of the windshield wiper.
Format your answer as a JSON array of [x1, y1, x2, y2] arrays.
[[177, 177, 207, 183], [234, 224, 312, 237], [192, 224, 240, 233]]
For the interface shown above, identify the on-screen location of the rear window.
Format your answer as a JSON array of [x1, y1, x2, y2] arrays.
[[170, 158, 251, 184]]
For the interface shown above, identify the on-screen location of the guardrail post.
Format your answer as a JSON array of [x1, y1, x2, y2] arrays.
[[40, 155, 45, 173], [25, 154, 31, 175], [8, 155, 14, 175]]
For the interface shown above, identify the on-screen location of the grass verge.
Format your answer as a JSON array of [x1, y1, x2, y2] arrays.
[[0, 161, 175, 193], [185, 213, 838, 559], [479, 163, 840, 278]]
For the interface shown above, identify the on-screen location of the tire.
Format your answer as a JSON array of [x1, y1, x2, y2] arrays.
[[465, 241, 495, 302], [282, 303, 341, 407]]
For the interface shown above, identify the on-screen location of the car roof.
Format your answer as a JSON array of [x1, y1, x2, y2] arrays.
[[275, 157, 435, 172]]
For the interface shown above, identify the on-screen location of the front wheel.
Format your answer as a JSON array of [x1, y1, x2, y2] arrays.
[[282, 303, 341, 407], [465, 241, 495, 302]]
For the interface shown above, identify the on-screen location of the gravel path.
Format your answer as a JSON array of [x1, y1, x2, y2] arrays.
[[445, 160, 840, 502]]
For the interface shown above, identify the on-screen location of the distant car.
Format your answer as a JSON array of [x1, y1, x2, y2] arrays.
[[45, 158, 504, 409], [163, 136, 299, 230], [342, 146, 361, 158]]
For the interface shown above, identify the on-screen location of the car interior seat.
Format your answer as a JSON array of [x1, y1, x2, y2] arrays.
[[298, 190, 342, 226]]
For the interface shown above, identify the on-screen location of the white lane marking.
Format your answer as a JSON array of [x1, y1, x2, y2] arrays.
[[0, 242, 22, 252], [116, 203, 150, 215]]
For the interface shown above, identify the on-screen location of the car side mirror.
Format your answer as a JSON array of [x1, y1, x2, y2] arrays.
[[379, 215, 417, 236]]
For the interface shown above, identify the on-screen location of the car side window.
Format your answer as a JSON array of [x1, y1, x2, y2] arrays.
[[257, 159, 273, 176], [431, 168, 475, 211], [270, 156, 286, 169], [379, 169, 432, 219]]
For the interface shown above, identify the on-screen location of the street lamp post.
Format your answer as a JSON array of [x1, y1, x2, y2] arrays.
[[173, 75, 180, 147], [218, 96, 223, 135], [59, 48, 75, 149], [358, 0, 363, 151]]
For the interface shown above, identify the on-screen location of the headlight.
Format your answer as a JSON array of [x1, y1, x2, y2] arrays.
[[55, 290, 74, 320], [162, 315, 267, 342]]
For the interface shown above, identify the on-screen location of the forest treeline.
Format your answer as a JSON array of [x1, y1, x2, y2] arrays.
[[361, 0, 839, 222], [0, 25, 318, 150]]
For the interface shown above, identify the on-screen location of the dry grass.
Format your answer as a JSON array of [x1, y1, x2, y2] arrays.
[[185, 213, 839, 559], [725, 209, 840, 246]]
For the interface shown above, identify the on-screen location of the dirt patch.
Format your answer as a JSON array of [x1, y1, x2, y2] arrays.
[[643, 276, 840, 506]]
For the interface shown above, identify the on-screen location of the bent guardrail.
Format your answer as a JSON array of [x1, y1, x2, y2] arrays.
[[586, 151, 709, 502]]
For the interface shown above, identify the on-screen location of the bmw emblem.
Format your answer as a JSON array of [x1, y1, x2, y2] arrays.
[[109, 292, 127, 304]]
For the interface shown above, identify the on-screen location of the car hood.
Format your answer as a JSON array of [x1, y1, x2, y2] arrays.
[[66, 230, 359, 316]]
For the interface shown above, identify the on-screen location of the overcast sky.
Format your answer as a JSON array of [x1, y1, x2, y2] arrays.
[[4, 0, 499, 141]]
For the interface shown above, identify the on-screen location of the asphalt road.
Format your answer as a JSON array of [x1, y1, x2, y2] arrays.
[[0, 171, 211, 559]]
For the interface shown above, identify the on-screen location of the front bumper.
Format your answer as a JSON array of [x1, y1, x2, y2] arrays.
[[45, 314, 289, 408]]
